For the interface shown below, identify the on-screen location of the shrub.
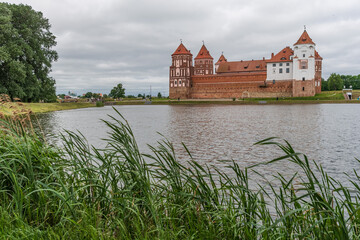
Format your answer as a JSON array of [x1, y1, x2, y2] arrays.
[[95, 101, 104, 107]]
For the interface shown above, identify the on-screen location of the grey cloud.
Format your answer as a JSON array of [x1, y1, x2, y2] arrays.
[[7, 0, 360, 95]]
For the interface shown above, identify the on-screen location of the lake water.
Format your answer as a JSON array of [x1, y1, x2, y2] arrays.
[[34, 104, 360, 185]]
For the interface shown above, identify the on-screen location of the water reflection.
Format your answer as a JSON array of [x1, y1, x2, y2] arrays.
[[32, 104, 360, 185]]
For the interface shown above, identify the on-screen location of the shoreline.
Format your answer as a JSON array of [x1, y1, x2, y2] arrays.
[[1, 94, 359, 116], [109, 99, 360, 106]]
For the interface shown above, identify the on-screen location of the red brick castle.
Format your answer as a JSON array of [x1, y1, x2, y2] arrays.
[[169, 30, 322, 99]]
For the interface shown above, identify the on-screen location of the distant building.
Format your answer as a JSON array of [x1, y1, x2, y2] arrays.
[[169, 30, 322, 99]]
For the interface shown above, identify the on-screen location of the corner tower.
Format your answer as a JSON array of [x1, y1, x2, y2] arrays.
[[169, 42, 193, 99], [292, 29, 319, 97], [194, 43, 213, 75]]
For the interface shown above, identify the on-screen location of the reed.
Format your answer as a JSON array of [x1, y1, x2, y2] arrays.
[[0, 108, 359, 239]]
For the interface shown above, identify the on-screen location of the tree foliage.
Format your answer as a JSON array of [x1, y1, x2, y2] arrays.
[[327, 73, 343, 91], [84, 92, 93, 98], [109, 83, 125, 99], [340, 74, 360, 89], [0, 3, 58, 102]]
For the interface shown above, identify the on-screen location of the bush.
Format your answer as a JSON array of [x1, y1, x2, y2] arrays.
[[95, 101, 104, 107]]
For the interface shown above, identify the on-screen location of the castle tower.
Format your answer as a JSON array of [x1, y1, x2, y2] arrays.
[[215, 53, 227, 73], [194, 43, 213, 75], [169, 42, 193, 99], [292, 29, 318, 97]]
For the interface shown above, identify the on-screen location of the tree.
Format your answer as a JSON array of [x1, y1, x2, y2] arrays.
[[327, 73, 343, 90], [84, 92, 93, 98], [321, 78, 328, 91], [109, 83, 125, 99], [157, 92, 162, 98], [340, 74, 360, 89], [0, 3, 58, 102]]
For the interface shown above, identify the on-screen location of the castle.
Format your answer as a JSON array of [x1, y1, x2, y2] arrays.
[[169, 30, 322, 99]]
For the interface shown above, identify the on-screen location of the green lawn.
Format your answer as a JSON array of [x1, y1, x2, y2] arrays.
[[0, 102, 95, 116]]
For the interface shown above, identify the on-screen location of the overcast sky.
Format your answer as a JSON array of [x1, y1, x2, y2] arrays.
[[6, 0, 360, 96]]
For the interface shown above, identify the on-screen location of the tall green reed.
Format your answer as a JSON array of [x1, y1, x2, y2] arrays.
[[0, 109, 359, 239]]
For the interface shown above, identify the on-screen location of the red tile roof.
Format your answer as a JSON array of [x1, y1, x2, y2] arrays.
[[267, 46, 294, 63], [215, 54, 227, 64], [294, 30, 315, 45], [315, 50, 322, 60], [216, 59, 267, 73], [172, 43, 192, 56], [195, 44, 213, 60]]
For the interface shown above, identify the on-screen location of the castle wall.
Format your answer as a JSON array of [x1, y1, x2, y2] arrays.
[[292, 79, 315, 97], [170, 86, 190, 99], [189, 74, 293, 99], [266, 62, 293, 81]]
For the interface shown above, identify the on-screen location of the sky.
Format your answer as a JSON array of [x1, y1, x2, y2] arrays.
[[5, 0, 360, 96]]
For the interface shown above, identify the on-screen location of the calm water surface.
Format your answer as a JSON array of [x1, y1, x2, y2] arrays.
[[34, 104, 360, 184]]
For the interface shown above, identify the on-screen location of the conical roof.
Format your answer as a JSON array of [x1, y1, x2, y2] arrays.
[[195, 44, 213, 60], [294, 30, 315, 45], [216, 54, 227, 64], [172, 43, 192, 56]]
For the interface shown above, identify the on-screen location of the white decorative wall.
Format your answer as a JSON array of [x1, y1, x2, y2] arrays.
[[266, 62, 293, 81], [292, 44, 315, 81]]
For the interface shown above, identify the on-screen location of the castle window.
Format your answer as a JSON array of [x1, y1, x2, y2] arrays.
[[300, 60, 308, 69], [302, 77, 305, 81], [302, 87, 305, 91], [281, 57, 286, 60], [273, 63, 276, 67], [273, 80, 275, 84], [279, 63, 283, 66], [303, 54, 305, 57], [279, 68, 283, 74], [286, 63, 290, 66], [286, 68, 290, 73], [179, 80, 182, 86], [174, 80, 177, 86]]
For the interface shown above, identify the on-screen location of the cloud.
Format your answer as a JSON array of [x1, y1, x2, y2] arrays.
[[6, 0, 360, 95]]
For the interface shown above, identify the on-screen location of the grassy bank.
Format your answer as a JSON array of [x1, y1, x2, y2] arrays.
[[111, 90, 360, 105], [0, 102, 95, 116], [0, 110, 359, 239]]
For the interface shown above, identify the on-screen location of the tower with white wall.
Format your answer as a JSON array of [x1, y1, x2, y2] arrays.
[[291, 30, 317, 96]]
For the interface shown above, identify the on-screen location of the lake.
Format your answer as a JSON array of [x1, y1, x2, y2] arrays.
[[34, 104, 360, 185]]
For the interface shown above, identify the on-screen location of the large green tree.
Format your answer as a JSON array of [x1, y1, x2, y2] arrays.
[[327, 73, 343, 91], [109, 83, 125, 99], [340, 74, 360, 89], [0, 3, 58, 102]]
